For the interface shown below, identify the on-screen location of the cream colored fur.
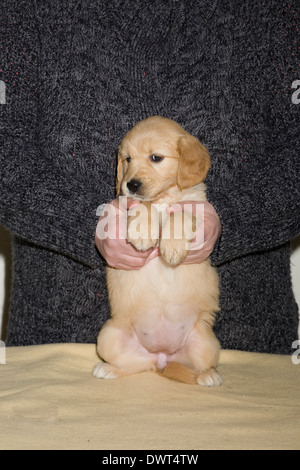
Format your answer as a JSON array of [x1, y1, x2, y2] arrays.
[[94, 116, 221, 386]]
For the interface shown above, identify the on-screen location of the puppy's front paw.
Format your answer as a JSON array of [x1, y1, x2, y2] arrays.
[[159, 237, 189, 266], [127, 220, 158, 251], [160, 210, 194, 266], [127, 203, 159, 252]]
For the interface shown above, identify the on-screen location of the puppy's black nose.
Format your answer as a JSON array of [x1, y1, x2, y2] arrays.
[[127, 179, 142, 194]]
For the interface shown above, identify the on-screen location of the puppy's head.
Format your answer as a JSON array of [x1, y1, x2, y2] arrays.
[[116, 116, 210, 200]]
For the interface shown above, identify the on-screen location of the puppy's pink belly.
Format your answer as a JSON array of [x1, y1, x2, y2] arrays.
[[135, 316, 192, 356], [139, 330, 186, 355]]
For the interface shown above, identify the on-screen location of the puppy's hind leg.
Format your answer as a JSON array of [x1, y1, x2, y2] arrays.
[[190, 322, 222, 387], [172, 319, 222, 387], [93, 319, 156, 379], [93, 361, 126, 379]]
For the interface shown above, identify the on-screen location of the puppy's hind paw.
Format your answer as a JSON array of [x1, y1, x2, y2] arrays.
[[197, 368, 222, 387], [93, 362, 120, 379]]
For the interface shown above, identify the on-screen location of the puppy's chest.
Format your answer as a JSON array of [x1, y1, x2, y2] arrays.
[[135, 257, 188, 298]]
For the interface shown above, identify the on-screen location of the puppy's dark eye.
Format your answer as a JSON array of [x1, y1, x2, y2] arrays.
[[150, 155, 164, 163], [126, 156, 131, 163]]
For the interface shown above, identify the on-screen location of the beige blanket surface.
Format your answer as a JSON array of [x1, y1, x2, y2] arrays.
[[0, 343, 299, 450]]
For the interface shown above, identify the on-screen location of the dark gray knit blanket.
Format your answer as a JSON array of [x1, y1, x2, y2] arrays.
[[0, 0, 299, 352]]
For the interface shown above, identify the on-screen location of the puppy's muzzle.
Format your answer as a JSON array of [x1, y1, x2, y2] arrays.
[[127, 179, 142, 195]]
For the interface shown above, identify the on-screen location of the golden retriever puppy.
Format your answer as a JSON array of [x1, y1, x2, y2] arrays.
[[94, 116, 221, 386]]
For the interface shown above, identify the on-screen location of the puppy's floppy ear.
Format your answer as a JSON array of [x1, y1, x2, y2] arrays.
[[116, 152, 124, 196], [176, 134, 211, 190]]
